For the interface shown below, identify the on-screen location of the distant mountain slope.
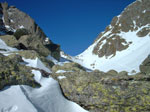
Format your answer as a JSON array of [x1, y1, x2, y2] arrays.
[[74, 0, 150, 74]]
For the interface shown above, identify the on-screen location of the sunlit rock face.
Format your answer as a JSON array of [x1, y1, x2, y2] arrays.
[[93, 0, 150, 58]]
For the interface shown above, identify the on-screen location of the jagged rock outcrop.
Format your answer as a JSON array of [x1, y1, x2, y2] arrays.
[[1, 2, 44, 37], [0, 2, 60, 60]]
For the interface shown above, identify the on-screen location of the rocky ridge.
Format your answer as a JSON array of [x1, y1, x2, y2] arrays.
[[0, 2, 60, 60]]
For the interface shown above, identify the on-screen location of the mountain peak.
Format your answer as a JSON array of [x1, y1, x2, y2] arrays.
[[75, 0, 150, 74]]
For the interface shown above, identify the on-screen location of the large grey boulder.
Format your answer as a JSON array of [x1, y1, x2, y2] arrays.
[[53, 70, 150, 112]]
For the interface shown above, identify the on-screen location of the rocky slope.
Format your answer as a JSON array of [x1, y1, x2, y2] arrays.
[[0, 2, 60, 60], [75, 0, 150, 74], [0, 2, 61, 89]]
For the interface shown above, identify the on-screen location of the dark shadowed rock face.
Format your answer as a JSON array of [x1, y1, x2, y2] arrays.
[[0, 2, 60, 60], [93, 0, 150, 58]]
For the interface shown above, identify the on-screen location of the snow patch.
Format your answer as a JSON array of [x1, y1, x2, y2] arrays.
[[45, 37, 49, 42], [0, 86, 38, 112], [32, 70, 42, 83], [22, 58, 51, 73], [10, 19, 14, 23], [5, 25, 10, 29], [116, 15, 120, 25], [58, 76, 66, 80], [142, 10, 146, 13], [19, 25, 24, 29], [56, 70, 73, 73], [56, 70, 67, 73], [133, 20, 137, 29], [4, 25, 16, 32], [1, 105, 18, 112]]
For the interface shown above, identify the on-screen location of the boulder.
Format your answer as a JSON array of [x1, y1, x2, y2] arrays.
[[0, 53, 40, 90], [53, 70, 150, 112], [107, 69, 118, 75], [0, 35, 18, 48], [52, 62, 86, 73], [118, 71, 128, 76], [18, 34, 51, 57]]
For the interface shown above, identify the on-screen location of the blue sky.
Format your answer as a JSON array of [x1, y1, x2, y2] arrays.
[[1, 0, 135, 56]]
